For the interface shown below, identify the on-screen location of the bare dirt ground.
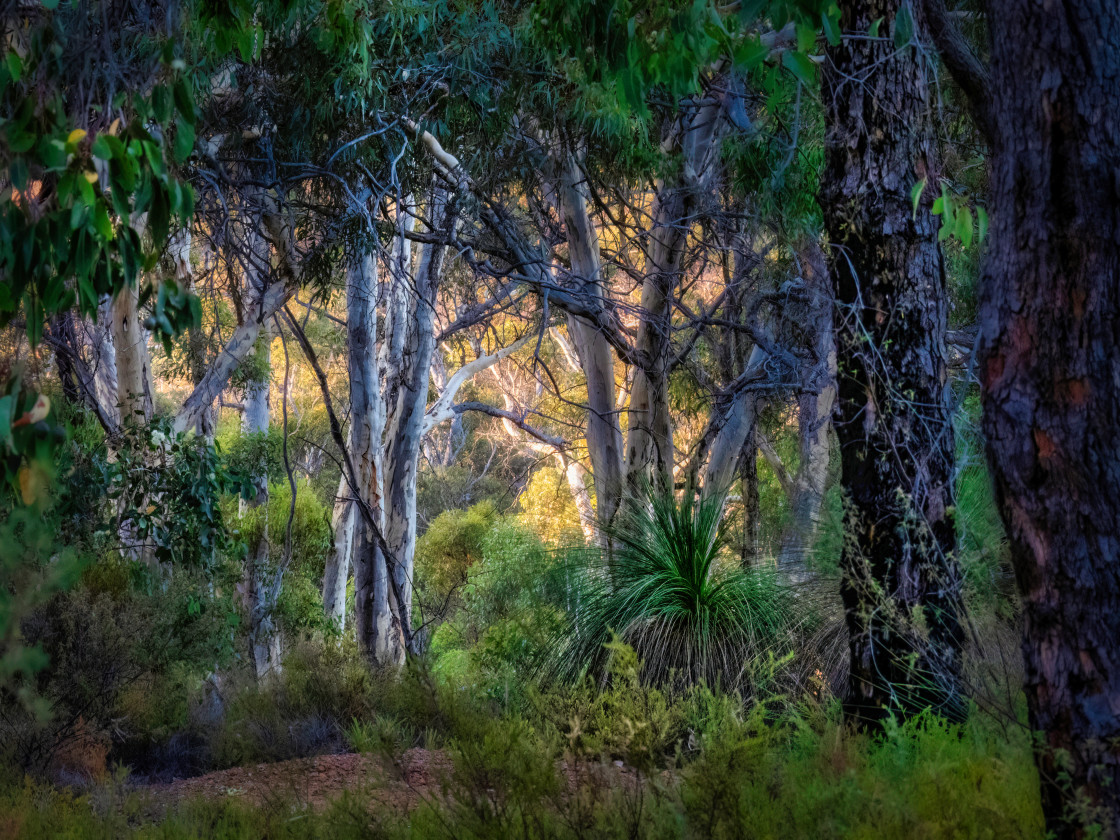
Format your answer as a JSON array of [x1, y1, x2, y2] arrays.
[[146, 748, 653, 816], [149, 748, 452, 813]]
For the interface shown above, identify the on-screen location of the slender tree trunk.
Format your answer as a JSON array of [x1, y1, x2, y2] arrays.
[[325, 252, 381, 633], [778, 243, 836, 578], [738, 435, 760, 566], [820, 0, 965, 723], [625, 96, 726, 496], [380, 185, 455, 661], [968, 2, 1120, 832], [325, 474, 355, 632], [111, 284, 153, 423], [240, 317, 279, 677], [90, 297, 119, 427], [555, 156, 625, 534]]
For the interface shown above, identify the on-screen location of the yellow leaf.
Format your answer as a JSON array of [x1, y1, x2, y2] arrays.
[[27, 394, 50, 424], [18, 464, 47, 506], [84, 171, 98, 184], [109, 118, 121, 136], [67, 128, 87, 146]]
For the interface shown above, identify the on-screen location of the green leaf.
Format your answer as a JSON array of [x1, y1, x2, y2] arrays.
[[733, 38, 768, 69], [893, 5, 914, 49], [40, 0, 59, 9], [911, 178, 926, 220], [822, 7, 842, 47], [6, 52, 22, 83], [94, 202, 113, 240], [781, 51, 818, 88], [151, 84, 171, 124], [91, 134, 113, 160], [0, 394, 13, 447], [173, 118, 194, 163], [795, 23, 816, 53], [173, 78, 196, 125], [976, 206, 989, 242], [8, 129, 34, 154], [956, 207, 974, 248], [869, 17, 883, 38], [9, 157, 28, 191]]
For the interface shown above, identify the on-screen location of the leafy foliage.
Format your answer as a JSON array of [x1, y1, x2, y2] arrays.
[[0, 1, 200, 346], [550, 488, 798, 690]]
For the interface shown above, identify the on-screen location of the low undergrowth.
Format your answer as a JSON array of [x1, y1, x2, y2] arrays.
[[0, 691, 1044, 839]]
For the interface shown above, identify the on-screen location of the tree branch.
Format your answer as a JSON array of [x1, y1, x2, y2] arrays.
[[916, 0, 994, 139]]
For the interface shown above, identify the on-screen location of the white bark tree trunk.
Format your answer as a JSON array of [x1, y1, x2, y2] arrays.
[[377, 185, 456, 662], [625, 96, 726, 496], [777, 243, 836, 578], [704, 346, 769, 498], [110, 284, 153, 423], [325, 252, 382, 633], [90, 297, 119, 428], [555, 156, 625, 536]]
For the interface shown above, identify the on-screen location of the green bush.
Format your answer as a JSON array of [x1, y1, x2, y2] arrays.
[[414, 500, 499, 626], [233, 479, 333, 638], [6, 566, 236, 775], [427, 517, 566, 706]]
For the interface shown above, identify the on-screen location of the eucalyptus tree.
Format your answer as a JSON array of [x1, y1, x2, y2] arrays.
[[919, 1, 1120, 833], [819, 0, 965, 723]]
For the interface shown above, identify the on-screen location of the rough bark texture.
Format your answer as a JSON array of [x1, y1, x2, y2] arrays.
[[821, 0, 964, 723], [975, 2, 1120, 833]]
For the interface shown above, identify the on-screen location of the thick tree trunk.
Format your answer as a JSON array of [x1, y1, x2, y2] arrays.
[[972, 2, 1120, 833], [821, 0, 964, 723]]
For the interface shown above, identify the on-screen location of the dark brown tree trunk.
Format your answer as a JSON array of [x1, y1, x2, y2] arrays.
[[973, 3, 1120, 834], [820, 0, 965, 724]]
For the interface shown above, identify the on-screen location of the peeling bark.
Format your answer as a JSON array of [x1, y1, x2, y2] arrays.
[[325, 252, 381, 634]]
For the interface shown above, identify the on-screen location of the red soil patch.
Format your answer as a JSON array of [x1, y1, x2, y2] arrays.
[[151, 749, 452, 813]]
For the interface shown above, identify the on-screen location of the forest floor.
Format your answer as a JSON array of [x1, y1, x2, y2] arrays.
[[146, 749, 648, 815], [149, 750, 448, 813]]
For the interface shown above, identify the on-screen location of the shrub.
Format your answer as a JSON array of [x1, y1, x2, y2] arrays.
[[6, 567, 235, 778], [414, 500, 499, 627], [233, 479, 333, 639]]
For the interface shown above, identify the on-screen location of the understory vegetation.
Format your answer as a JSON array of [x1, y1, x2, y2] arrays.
[[0, 396, 1040, 837], [4, 0, 1115, 834]]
